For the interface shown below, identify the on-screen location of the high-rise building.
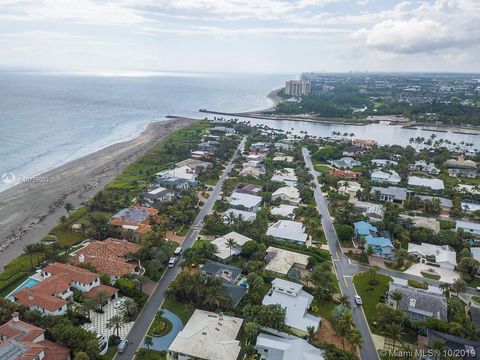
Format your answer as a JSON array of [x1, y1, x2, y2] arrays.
[[284, 80, 311, 96]]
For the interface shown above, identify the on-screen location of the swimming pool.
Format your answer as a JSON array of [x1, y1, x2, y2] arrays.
[[6, 277, 40, 300]]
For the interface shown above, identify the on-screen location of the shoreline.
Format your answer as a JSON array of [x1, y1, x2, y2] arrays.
[[0, 117, 197, 270]]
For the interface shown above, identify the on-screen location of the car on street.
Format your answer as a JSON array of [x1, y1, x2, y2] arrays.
[[168, 256, 178, 268], [355, 295, 363, 305], [117, 340, 128, 353]]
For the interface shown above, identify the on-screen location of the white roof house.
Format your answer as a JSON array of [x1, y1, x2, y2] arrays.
[[371, 159, 398, 168], [456, 220, 480, 236], [266, 220, 308, 244], [273, 155, 294, 163], [168, 309, 243, 360], [338, 181, 362, 195], [256, 333, 325, 360], [271, 168, 298, 187], [471, 247, 480, 262], [157, 165, 197, 182], [262, 279, 321, 332], [371, 170, 401, 184], [271, 204, 298, 219], [400, 215, 440, 233], [408, 243, 457, 270], [223, 209, 257, 223], [408, 176, 445, 191], [211, 232, 253, 260], [230, 192, 262, 212], [265, 246, 309, 275], [272, 186, 301, 205], [461, 201, 480, 213]]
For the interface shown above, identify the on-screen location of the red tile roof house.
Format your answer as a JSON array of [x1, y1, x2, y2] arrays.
[[12, 263, 118, 316], [330, 168, 362, 180], [110, 206, 159, 240], [0, 312, 71, 360], [70, 238, 142, 281]]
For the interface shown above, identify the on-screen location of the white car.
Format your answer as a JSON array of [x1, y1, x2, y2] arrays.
[[114, 299, 124, 309], [354, 295, 363, 305]]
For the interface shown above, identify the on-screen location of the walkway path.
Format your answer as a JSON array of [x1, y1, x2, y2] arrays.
[[140, 310, 183, 351]]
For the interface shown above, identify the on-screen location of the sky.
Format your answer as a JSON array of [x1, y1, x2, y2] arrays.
[[0, 0, 479, 74]]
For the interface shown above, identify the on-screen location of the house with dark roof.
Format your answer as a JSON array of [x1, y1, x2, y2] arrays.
[[388, 283, 447, 322], [370, 186, 407, 204], [427, 329, 480, 360], [0, 312, 71, 360], [201, 261, 248, 307], [143, 186, 176, 207]]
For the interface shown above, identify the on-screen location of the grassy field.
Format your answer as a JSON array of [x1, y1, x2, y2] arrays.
[[352, 271, 392, 328], [162, 297, 194, 325], [311, 300, 337, 324], [135, 349, 166, 360], [0, 254, 39, 297], [314, 164, 330, 173]]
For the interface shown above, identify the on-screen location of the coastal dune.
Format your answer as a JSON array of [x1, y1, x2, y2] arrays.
[[0, 117, 197, 270]]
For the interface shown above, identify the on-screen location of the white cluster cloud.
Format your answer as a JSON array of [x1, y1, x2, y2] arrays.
[[352, 0, 480, 54]]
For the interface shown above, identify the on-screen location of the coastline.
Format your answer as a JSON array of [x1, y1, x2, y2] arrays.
[[0, 117, 197, 270]]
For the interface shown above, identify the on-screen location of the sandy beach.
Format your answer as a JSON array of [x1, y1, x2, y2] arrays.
[[0, 117, 197, 270]]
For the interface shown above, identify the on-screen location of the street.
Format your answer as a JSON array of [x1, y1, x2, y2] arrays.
[[302, 148, 379, 360], [115, 136, 246, 360]]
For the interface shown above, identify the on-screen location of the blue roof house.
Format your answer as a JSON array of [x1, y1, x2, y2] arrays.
[[354, 221, 394, 259]]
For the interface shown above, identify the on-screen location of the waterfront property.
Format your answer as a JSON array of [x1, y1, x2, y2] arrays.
[[446, 155, 478, 178], [143, 186, 176, 206], [110, 206, 159, 238], [388, 283, 447, 322], [167, 309, 243, 360], [409, 160, 440, 175], [262, 278, 321, 333], [157, 165, 198, 183]]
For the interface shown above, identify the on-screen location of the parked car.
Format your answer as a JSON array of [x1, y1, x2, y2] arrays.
[[168, 256, 178, 268], [117, 340, 128, 353], [355, 295, 363, 305], [174, 246, 182, 256]]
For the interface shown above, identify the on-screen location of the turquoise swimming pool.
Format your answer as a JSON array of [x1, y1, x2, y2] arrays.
[[7, 277, 40, 300]]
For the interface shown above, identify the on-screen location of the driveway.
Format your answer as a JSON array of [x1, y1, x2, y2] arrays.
[[140, 309, 183, 351], [85, 298, 134, 340], [403, 263, 460, 284]]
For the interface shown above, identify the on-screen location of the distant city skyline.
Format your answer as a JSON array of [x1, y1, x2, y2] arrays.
[[1, 0, 479, 74]]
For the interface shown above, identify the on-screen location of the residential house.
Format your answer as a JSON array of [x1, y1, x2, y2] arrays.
[[235, 183, 263, 196], [328, 157, 361, 169], [271, 168, 298, 187], [456, 220, 480, 236], [338, 181, 362, 196], [274, 142, 292, 151], [266, 220, 308, 245], [157, 165, 198, 183], [0, 312, 71, 360], [342, 145, 365, 157], [110, 206, 159, 238], [471, 248, 480, 265], [262, 278, 321, 333], [211, 232, 253, 260], [272, 186, 301, 205], [239, 166, 265, 179], [408, 243, 457, 270], [409, 160, 440, 175], [245, 153, 267, 162], [251, 142, 271, 152], [13, 263, 118, 316], [462, 201, 480, 213], [352, 138, 377, 150], [371, 159, 398, 168], [167, 309, 243, 360], [330, 168, 361, 180], [70, 238, 141, 281], [418, 195, 453, 212], [201, 261, 248, 307], [210, 126, 235, 135], [264, 247, 309, 276], [370, 186, 407, 204], [143, 186, 176, 206], [197, 141, 219, 152], [426, 329, 480, 359], [273, 155, 294, 163], [353, 201, 385, 221], [353, 221, 394, 259], [256, 333, 325, 360], [190, 151, 212, 160], [388, 283, 447, 322], [457, 184, 480, 195], [223, 209, 257, 223], [271, 204, 298, 219], [446, 156, 478, 178], [156, 177, 191, 191], [176, 158, 212, 170], [371, 170, 401, 184], [407, 176, 445, 191], [229, 192, 262, 212], [400, 215, 440, 234]]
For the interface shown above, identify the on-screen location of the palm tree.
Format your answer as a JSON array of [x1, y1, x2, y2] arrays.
[[24, 244, 37, 267], [106, 314, 125, 337], [390, 290, 403, 309], [368, 265, 380, 284], [451, 278, 466, 296], [226, 238, 238, 258], [94, 291, 110, 310], [64, 202, 74, 215], [121, 298, 139, 320], [307, 326, 316, 343], [135, 274, 146, 293], [83, 298, 97, 320], [384, 323, 404, 349], [348, 328, 363, 352], [143, 336, 153, 350], [338, 294, 351, 309]]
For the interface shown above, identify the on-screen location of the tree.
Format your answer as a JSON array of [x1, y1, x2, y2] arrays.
[[383, 323, 404, 349], [74, 352, 90, 360], [24, 244, 37, 267], [64, 202, 74, 215], [94, 291, 110, 310], [244, 322, 259, 345], [121, 298, 139, 321], [143, 336, 153, 350], [338, 294, 351, 309], [368, 265, 379, 285], [348, 328, 363, 352], [335, 224, 354, 243], [390, 290, 403, 309], [307, 325, 316, 343], [226, 238, 238, 258], [458, 256, 480, 279], [451, 278, 467, 296], [135, 274, 147, 293], [106, 314, 125, 337]]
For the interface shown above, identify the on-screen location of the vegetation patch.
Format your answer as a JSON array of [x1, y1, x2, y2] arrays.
[[162, 297, 195, 325], [148, 313, 173, 337], [408, 279, 428, 289], [420, 271, 441, 280]]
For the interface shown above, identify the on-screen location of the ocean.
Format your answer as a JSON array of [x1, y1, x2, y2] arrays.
[[0, 71, 289, 192]]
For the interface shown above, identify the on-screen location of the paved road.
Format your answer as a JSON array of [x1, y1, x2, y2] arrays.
[[303, 148, 379, 360], [115, 137, 246, 360]]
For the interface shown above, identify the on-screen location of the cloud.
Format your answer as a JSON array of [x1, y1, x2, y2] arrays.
[[352, 0, 480, 54]]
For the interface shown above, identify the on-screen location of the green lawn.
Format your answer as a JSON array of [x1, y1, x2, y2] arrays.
[[311, 300, 337, 324], [421, 271, 441, 280], [0, 254, 38, 296], [162, 297, 194, 325], [103, 347, 117, 360], [472, 296, 480, 304], [314, 164, 330, 173], [147, 312, 173, 337], [352, 272, 393, 328], [135, 349, 166, 360]]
